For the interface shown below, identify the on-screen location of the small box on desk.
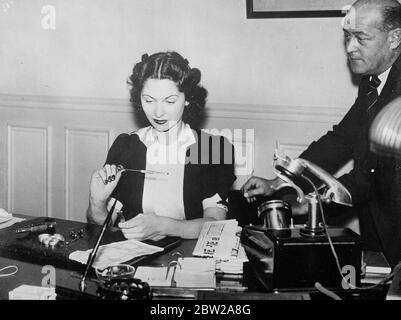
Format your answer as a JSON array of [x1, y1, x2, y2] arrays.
[[242, 226, 362, 291]]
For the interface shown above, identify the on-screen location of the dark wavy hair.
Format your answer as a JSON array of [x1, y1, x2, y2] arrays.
[[128, 51, 207, 123]]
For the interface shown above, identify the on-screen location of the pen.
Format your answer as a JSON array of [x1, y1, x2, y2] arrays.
[[16, 223, 56, 233], [121, 169, 169, 175]]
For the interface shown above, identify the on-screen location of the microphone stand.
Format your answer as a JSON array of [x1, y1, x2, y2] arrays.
[[79, 197, 118, 292]]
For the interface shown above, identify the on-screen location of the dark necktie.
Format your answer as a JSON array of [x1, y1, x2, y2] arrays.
[[366, 75, 381, 116]]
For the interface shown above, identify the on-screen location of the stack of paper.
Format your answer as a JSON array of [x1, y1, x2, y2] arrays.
[[215, 244, 248, 275], [9, 285, 56, 300], [174, 257, 216, 289], [192, 219, 239, 259], [193, 220, 248, 275], [362, 251, 392, 284]]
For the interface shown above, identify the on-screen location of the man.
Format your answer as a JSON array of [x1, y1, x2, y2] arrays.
[[242, 0, 401, 267]]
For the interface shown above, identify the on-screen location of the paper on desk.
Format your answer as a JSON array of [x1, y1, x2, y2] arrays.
[[9, 285, 56, 300], [134, 266, 173, 287], [68, 239, 164, 270], [178, 257, 216, 272], [175, 271, 216, 289], [135, 258, 217, 289], [192, 220, 248, 274], [215, 244, 248, 274], [174, 257, 216, 289], [192, 219, 238, 259], [0, 209, 25, 230]]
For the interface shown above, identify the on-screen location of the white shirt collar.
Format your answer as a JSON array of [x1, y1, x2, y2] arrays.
[[376, 67, 391, 95], [135, 123, 196, 148]]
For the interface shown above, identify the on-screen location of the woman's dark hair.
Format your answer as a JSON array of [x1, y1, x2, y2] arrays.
[[128, 51, 207, 123]]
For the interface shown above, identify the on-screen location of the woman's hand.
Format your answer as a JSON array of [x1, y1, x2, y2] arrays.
[[89, 164, 123, 205], [118, 212, 165, 241]]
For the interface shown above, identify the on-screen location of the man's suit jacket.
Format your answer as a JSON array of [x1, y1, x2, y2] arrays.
[[300, 55, 401, 267]]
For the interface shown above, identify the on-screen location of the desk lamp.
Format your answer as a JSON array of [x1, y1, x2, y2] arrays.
[[370, 96, 401, 158]]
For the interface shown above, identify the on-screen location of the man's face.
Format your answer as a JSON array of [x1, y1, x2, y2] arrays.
[[343, 5, 394, 75]]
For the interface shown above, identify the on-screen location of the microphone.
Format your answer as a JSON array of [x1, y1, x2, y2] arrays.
[[79, 197, 118, 292], [370, 96, 401, 158]]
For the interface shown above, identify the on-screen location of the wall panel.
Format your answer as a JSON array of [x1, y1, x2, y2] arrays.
[[7, 123, 49, 217], [65, 127, 113, 222]]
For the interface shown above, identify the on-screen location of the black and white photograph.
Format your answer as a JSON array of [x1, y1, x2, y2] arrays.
[[0, 0, 401, 309]]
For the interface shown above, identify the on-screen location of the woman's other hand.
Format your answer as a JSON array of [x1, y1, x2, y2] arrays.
[[89, 164, 123, 205], [118, 212, 164, 241]]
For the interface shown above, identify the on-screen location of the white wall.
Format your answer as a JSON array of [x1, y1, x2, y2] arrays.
[[0, 0, 358, 221], [0, 0, 357, 104]]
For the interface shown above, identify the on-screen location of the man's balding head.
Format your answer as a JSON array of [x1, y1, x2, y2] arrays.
[[353, 0, 401, 31], [343, 0, 401, 75]]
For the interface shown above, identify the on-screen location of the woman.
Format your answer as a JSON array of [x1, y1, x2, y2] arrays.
[[87, 51, 235, 240]]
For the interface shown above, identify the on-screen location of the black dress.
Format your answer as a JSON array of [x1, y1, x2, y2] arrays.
[[105, 125, 236, 222]]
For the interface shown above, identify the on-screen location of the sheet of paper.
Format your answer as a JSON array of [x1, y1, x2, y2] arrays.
[[0, 209, 25, 230], [9, 285, 56, 300], [134, 266, 173, 287], [174, 257, 216, 289], [69, 239, 163, 270], [178, 257, 215, 272], [192, 219, 238, 259], [174, 270, 216, 289]]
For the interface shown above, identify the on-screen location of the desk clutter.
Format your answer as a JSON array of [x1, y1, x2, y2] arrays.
[[0, 216, 181, 273], [0, 216, 249, 299], [0, 213, 397, 300], [132, 219, 249, 294]]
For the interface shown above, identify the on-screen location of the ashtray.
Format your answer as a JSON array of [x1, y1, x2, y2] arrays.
[[96, 277, 151, 300], [95, 264, 136, 282]]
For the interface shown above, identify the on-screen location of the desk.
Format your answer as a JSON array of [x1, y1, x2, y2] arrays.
[[0, 216, 393, 300], [0, 244, 310, 300]]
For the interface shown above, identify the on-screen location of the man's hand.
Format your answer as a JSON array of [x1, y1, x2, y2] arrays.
[[241, 176, 282, 203]]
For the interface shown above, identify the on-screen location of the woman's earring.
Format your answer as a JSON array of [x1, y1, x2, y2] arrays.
[[185, 101, 189, 106]]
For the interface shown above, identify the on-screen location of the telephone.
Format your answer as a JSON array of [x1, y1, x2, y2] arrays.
[[271, 153, 352, 237], [242, 153, 361, 291]]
